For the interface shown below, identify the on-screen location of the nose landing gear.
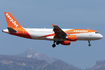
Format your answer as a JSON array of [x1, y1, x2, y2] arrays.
[[88, 40, 91, 47]]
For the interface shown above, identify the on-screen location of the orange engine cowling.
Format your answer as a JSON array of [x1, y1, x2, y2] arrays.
[[61, 41, 70, 45], [67, 35, 77, 41]]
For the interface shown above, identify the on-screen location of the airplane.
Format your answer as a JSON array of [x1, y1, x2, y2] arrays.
[[2, 12, 103, 48]]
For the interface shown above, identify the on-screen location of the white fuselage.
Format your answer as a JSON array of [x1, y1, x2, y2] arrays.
[[2, 28, 103, 41], [25, 28, 103, 41]]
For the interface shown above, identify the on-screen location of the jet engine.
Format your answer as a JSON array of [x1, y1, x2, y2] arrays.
[[61, 41, 70, 45]]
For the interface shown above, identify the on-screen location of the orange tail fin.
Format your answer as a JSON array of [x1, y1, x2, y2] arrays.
[[4, 12, 22, 28]]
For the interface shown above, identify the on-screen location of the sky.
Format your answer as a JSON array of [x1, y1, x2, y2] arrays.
[[0, 0, 105, 69]]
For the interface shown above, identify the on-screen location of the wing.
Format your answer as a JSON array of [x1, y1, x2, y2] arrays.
[[52, 24, 67, 41]]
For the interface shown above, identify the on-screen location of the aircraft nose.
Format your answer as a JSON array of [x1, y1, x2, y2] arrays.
[[99, 34, 103, 39]]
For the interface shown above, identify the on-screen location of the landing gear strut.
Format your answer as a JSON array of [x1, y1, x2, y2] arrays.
[[52, 41, 61, 48], [56, 41, 61, 45], [88, 40, 91, 46]]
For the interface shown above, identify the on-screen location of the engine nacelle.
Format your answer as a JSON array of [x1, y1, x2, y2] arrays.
[[67, 35, 77, 41], [61, 41, 70, 45]]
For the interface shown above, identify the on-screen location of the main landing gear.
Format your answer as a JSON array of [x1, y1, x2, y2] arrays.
[[52, 41, 61, 48], [88, 40, 91, 47], [52, 41, 56, 48]]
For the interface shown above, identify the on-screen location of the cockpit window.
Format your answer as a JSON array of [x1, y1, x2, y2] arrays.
[[95, 32, 98, 34]]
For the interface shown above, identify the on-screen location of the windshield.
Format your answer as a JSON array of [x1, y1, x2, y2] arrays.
[[95, 32, 99, 34]]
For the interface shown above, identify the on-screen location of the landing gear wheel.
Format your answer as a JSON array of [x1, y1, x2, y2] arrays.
[[52, 44, 56, 48], [88, 44, 91, 47], [52, 41, 56, 48], [56, 41, 61, 45]]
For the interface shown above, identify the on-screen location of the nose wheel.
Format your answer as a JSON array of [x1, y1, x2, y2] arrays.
[[88, 40, 91, 47]]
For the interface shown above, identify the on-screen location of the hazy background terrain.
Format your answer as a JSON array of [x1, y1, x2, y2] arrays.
[[0, 0, 105, 69]]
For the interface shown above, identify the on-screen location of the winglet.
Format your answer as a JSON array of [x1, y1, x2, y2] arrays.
[[52, 24, 55, 27]]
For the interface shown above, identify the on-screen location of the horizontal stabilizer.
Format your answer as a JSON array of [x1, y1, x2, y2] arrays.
[[7, 27, 17, 33]]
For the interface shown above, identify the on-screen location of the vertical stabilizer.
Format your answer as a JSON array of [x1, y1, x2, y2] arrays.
[[4, 12, 22, 28]]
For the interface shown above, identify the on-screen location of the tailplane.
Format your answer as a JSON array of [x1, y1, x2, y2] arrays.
[[7, 27, 17, 33], [4, 12, 22, 29]]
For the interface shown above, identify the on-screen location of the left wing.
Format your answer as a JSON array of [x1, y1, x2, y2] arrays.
[[52, 24, 67, 41]]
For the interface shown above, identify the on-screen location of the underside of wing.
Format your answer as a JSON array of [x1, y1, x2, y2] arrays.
[[52, 24, 67, 41]]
